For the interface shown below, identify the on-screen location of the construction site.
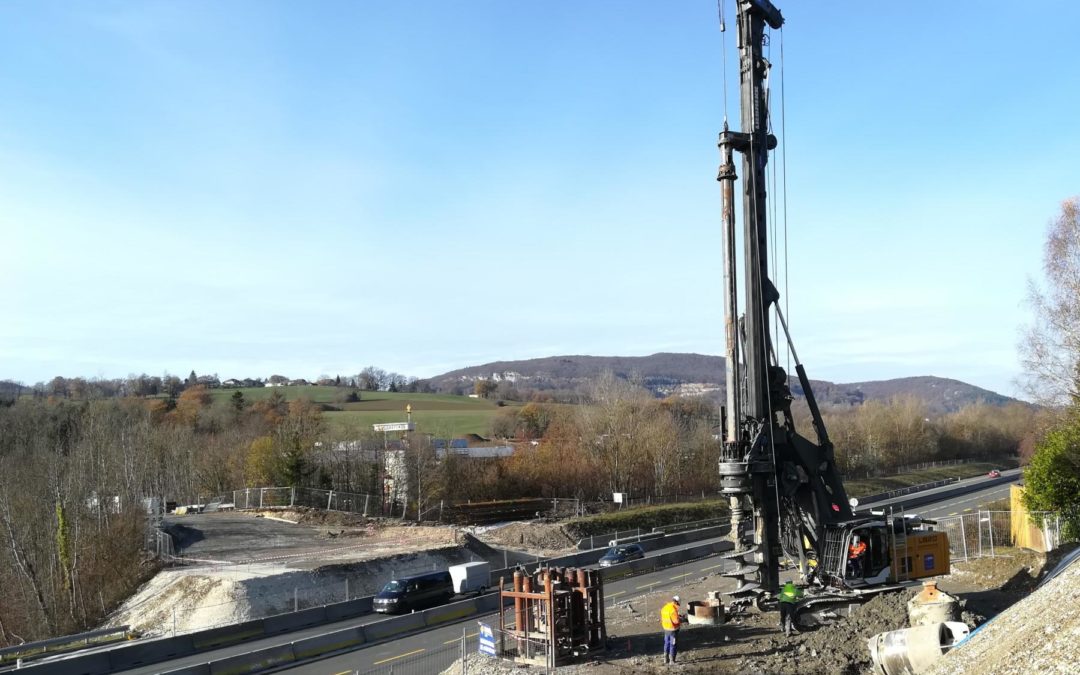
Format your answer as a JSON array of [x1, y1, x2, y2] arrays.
[[5, 2, 1077, 675]]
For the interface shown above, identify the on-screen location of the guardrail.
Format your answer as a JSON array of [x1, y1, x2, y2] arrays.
[[0, 627, 131, 666], [855, 477, 960, 506], [854, 473, 1018, 514]]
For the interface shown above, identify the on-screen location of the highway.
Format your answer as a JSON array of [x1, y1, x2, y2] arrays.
[[286, 552, 734, 675], [114, 534, 731, 675], [909, 476, 1020, 520], [851, 468, 1019, 516]]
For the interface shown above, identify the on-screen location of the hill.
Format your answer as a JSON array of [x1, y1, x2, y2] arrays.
[[422, 353, 1018, 413]]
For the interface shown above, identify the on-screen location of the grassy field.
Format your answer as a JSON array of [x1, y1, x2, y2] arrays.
[[211, 386, 511, 437], [323, 410, 498, 438], [844, 461, 1014, 497]]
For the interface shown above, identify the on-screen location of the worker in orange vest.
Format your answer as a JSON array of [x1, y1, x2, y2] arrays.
[[660, 595, 683, 664], [848, 534, 868, 577]]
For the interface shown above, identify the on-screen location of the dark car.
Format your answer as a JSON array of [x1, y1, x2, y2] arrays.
[[598, 544, 645, 567], [373, 571, 453, 614]]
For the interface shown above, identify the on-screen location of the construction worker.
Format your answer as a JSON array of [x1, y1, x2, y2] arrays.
[[848, 534, 868, 577], [660, 595, 683, 664], [778, 581, 802, 635]]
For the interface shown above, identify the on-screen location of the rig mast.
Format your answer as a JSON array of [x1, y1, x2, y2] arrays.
[[717, 0, 853, 598]]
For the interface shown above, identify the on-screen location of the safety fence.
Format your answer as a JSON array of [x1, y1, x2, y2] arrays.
[[935, 510, 1070, 561], [230, 487, 393, 517]]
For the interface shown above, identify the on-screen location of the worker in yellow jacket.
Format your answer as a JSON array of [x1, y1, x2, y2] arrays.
[[660, 595, 683, 664]]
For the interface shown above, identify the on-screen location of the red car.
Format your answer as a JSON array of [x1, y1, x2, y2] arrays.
[[988, 469, 1001, 478]]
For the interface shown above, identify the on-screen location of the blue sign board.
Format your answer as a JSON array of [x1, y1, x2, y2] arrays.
[[478, 621, 496, 657]]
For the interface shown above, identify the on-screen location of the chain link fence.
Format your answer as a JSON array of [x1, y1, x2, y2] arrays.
[[351, 613, 553, 675], [231, 487, 391, 517], [935, 510, 1069, 561]]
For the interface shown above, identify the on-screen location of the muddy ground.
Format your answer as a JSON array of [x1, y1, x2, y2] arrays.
[[444, 547, 1061, 675]]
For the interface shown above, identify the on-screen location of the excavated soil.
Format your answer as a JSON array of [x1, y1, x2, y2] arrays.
[[442, 546, 1077, 674], [471, 522, 578, 556]]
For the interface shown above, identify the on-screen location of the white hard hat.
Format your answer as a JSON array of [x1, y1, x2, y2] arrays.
[[672, 595, 681, 603], [853, 535, 861, 543]]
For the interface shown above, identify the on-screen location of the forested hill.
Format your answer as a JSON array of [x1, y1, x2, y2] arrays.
[[423, 353, 1018, 413]]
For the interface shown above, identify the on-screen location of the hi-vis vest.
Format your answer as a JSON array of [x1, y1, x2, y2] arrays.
[[661, 601, 681, 630]]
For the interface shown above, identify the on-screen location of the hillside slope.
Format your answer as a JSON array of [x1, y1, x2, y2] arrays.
[[423, 353, 1017, 413]]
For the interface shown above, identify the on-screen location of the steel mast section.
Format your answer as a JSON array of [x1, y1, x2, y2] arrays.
[[717, 0, 853, 599]]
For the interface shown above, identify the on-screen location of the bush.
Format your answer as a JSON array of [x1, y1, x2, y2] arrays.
[[1022, 416, 1080, 539], [564, 500, 728, 538]]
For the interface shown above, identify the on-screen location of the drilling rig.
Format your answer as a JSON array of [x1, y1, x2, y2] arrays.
[[716, 0, 950, 625]]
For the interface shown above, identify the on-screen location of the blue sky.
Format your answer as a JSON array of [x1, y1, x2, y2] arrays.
[[2, 1, 1077, 397]]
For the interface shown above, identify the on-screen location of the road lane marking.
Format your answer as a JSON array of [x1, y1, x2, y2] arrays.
[[702, 563, 724, 571], [636, 582, 659, 590], [444, 633, 477, 645], [949, 512, 958, 516], [608, 591, 626, 597], [670, 573, 691, 580], [964, 508, 972, 512], [373, 648, 425, 665], [334, 671, 351, 675]]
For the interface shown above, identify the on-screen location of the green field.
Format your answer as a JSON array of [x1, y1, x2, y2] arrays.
[[211, 386, 511, 437], [844, 461, 1014, 497]]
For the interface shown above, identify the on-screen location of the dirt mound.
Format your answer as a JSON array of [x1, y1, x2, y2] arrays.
[[926, 552, 1080, 674], [473, 522, 577, 555], [106, 545, 474, 635], [946, 547, 1045, 592]]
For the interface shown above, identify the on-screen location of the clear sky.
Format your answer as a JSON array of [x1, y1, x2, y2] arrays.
[[2, 1, 1078, 396]]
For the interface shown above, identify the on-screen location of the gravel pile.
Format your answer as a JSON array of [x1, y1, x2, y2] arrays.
[[926, 552, 1080, 675], [473, 522, 578, 555]]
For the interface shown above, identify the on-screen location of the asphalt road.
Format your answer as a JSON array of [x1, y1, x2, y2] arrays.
[[288, 552, 734, 675], [114, 534, 732, 675], [906, 478, 1020, 520], [856, 468, 1021, 515]]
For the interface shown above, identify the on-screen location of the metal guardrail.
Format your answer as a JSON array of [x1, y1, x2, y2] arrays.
[[0, 626, 131, 665], [856, 477, 960, 506]]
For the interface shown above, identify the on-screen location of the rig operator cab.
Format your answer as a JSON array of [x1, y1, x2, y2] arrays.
[[814, 517, 950, 589]]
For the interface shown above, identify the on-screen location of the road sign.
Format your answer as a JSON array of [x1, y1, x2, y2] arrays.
[[372, 422, 414, 432], [478, 621, 496, 657]]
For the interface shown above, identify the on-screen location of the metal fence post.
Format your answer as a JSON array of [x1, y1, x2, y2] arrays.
[[294, 588, 298, 612], [259, 488, 264, 509], [363, 493, 370, 517], [959, 516, 968, 561], [988, 513, 995, 557], [977, 512, 983, 558], [327, 490, 334, 510], [290, 487, 295, 507], [462, 624, 468, 675]]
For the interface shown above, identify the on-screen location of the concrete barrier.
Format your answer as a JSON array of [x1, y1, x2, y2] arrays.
[[423, 599, 479, 626], [190, 619, 267, 650], [158, 665, 212, 675], [208, 643, 295, 675], [290, 626, 365, 660], [108, 635, 195, 670], [360, 612, 427, 642], [324, 596, 374, 620], [263, 607, 327, 635]]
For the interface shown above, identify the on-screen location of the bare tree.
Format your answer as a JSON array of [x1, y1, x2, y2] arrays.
[[1021, 198, 1080, 405]]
